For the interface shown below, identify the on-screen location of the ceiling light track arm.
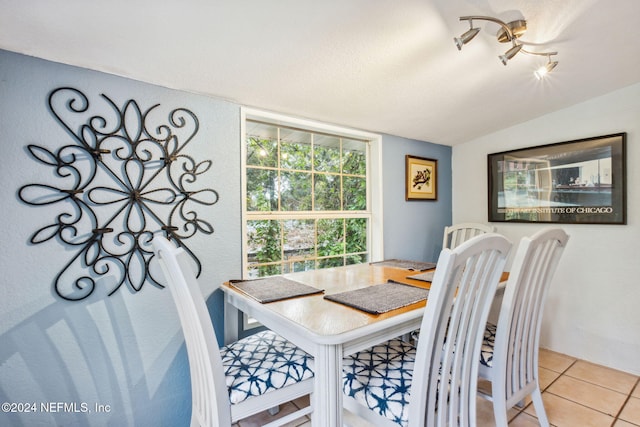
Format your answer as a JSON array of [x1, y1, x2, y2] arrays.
[[520, 49, 558, 57], [459, 16, 516, 42]]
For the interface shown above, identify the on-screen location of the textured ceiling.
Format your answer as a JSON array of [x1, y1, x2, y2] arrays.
[[1, 0, 639, 145]]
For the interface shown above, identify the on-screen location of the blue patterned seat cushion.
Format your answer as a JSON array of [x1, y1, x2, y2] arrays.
[[221, 330, 314, 405], [343, 338, 417, 426], [480, 322, 497, 368]]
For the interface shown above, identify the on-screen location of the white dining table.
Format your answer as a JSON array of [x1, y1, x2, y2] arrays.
[[221, 262, 435, 427]]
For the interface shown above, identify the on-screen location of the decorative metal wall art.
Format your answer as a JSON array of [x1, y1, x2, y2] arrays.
[[18, 87, 219, 301]]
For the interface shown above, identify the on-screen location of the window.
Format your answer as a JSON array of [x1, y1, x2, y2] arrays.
[[241, 109, 383, 279]]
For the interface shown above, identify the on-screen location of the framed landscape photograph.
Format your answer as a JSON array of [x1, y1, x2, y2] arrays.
[[406, 155, 437, 201], [488, 133, 626, 224]]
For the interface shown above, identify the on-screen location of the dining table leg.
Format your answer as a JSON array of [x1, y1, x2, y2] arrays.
[[222, 297, 239, 345], [311, 343, 343, 427]]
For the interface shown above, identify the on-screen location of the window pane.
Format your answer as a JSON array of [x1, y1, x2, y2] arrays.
[[346, 254, 368, 265], [317, 219, 344, 256], [281, 134, 311, 170], [318, 257, 344, 269], [343, 176, 367, 210], [314, 135, 341, 173], [283, 219, 315, 260], [284, 260, 316, 274], [342, 139, 367, 175], [246, 136, 278, 167], [247, 219, 282, 263], [281, 171, 312, 211], [346, 218, 367, 253], [246, 168, 278, 211], [314, 174, 341, 210], [248, 264, 282, 278]]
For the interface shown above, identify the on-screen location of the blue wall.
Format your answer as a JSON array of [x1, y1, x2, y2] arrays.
[[0, 49, 451, 426], [381, 134, 452, 262]]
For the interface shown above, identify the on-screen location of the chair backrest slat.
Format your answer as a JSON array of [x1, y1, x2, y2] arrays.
[[409, 233, 512, 427], [153, 236, 232, 426], [443, 222, 496, 250], [493, 228, 569, 405]]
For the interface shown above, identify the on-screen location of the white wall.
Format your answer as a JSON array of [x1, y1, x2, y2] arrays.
[[452, 83, 640, 375]]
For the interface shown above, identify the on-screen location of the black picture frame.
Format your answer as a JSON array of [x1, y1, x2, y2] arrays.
[[487, 133, 626, 224]]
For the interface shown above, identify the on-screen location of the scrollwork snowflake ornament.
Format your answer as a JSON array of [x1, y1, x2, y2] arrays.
[[18, 87, 218, 301]]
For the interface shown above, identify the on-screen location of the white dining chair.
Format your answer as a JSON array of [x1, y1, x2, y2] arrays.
[[478, 227, 569, 427], [342, 233, 512, 427], [152, 236, 314, 427], [411, 223, 497, 343], [443, 222, 496, 249]]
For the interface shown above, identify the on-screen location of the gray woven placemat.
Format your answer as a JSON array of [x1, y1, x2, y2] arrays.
[[407, 271, 435, 282], [229, 277, 323, 303], [323, 280, 429, 314], [370, 259, 436, 271]]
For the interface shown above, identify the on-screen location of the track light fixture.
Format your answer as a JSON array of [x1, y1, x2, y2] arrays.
[[499, 43, 523, 65], [454, 20, 480, 50], [454, 15, 559, 78], [534, 54, 559, 80]]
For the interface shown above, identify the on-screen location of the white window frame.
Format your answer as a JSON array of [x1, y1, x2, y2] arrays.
[[240, 107, 384, 278]]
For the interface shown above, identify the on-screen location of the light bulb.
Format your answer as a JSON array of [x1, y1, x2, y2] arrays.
[[534, 60, 558, 79]]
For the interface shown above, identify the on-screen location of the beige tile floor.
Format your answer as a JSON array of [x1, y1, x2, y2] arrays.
[[233, 348, 640, 427]]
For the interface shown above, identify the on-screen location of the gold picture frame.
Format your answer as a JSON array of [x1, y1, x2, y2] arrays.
[[405, 155, 437, 201]]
